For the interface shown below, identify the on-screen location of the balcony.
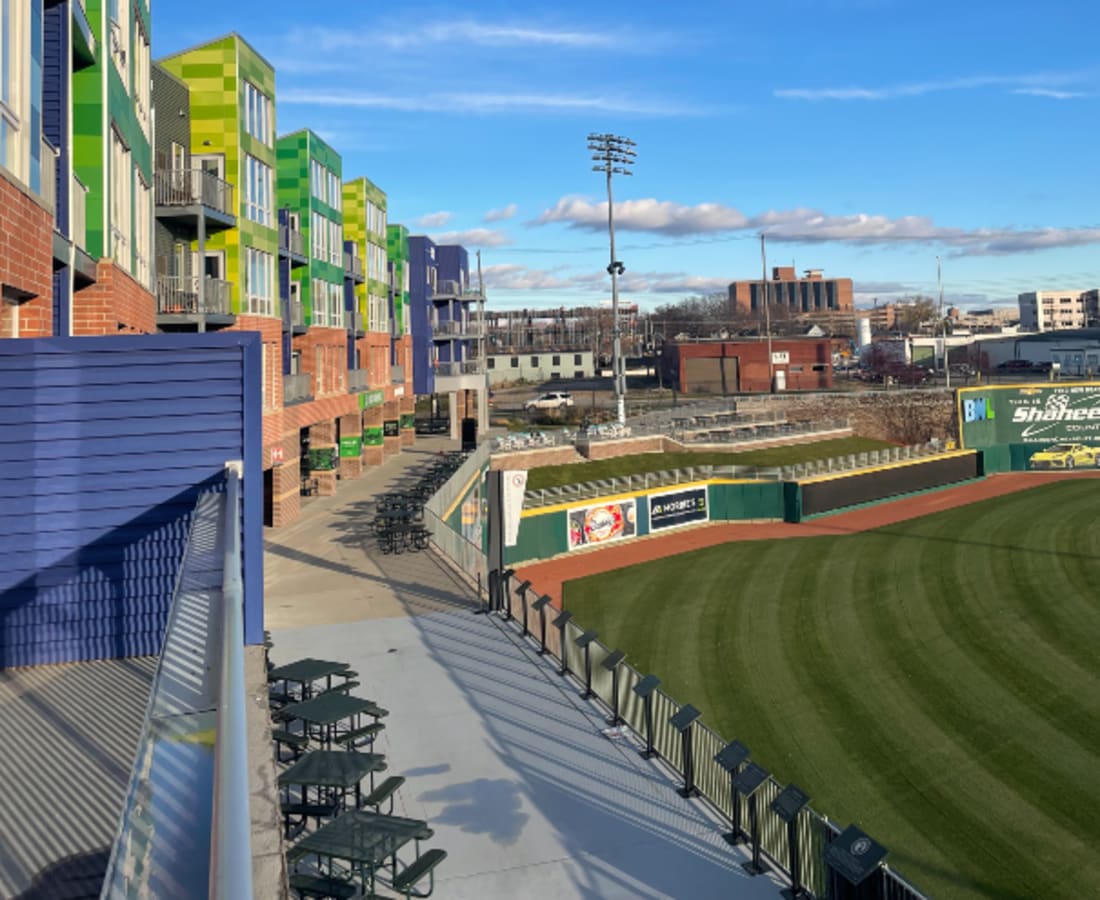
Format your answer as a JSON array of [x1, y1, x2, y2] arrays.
[[347, 310, 365, 336], [283, 372, 313, 406], [434, 279, 483, 300], [280, 224, 307, 267], [156, 275, 235, 328], [434, 360, 485, 377], [347, 368, 370, 392], [154, 169, 235, 233], [288, 298, 307, 335], [391, 364, 405, 385], [343, 250, 364, 282], [432, 319, 472, 338]]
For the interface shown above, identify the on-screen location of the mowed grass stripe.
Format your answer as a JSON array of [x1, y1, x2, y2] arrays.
[[563, 481, 1100, 900]]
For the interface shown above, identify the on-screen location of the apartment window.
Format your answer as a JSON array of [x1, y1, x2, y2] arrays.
[[552, 355, 560, 366], [574, 354, 582, 365], [530, 356, 539, 367], [311, 212, 324, 260], [245, 247, 274, 315], [134, 176, 151, 288], [243, 81, 270, 146], [110, 129, 131, 268], [133, 20, 150, 137], [510, 356, 518, 368], [0, 0, 26, 180], [107, 0, 128, 87], [487, 358, 495, 369], [243, 155, 272, 226], [327, 171, 339, 208], [329, 219, 341, 266]]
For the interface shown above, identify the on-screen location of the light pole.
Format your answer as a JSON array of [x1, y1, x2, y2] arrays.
[[589, 133, 636, 425]]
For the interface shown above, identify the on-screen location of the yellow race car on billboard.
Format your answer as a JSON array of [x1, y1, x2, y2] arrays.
[[1027, 443, 1099, 469]]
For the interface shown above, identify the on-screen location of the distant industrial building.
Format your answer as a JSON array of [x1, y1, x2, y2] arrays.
[[660, 338, 833, 394], [1018, 289, 1099, 332], [730, 267, 853, 317], [485, 349, 595, 386]]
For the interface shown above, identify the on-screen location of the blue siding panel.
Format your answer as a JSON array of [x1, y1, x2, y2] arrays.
[[0, 333, 263, 668]]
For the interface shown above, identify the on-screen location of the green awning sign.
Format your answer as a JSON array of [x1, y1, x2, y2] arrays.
[[363, 427, 384, 446], [358, 389, 385, 409], [959, 383, 1100, 447], [339, 436, 362, 458], [400, 413, 415, 429]]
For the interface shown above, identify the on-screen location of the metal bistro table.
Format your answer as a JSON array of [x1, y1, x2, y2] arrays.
[[289, 809, 433, 893], [268, 657, 351, 703], [281, 694, 383, 750], [280, 750, 388, 834]]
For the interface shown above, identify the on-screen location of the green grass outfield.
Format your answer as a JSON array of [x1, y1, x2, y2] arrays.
[[564, 480, 1100, 900]]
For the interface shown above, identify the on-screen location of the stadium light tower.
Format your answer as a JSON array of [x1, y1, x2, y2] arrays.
[[588, 132, 636, 425]]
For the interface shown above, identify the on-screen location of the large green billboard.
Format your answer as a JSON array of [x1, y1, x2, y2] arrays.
[[959, 382, 1100, 448]]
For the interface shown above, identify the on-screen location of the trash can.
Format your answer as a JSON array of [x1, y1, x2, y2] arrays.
[[461, 417, 477, 451]]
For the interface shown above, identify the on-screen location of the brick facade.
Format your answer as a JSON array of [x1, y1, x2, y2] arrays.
[[662, 339, 834, 393], [0, 172, 55, 337], [72, 260, 156, 335]]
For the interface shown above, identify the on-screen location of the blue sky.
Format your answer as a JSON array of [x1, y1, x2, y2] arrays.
[[154, 1, 1100, 312]]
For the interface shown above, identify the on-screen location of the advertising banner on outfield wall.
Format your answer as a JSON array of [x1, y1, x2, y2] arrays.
[[959, 383, 1100, 448], [567, 499, 637, 550], [648, 486, 708, 531]]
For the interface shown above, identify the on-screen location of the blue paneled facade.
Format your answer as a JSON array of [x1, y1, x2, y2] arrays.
[[0, 332, 263, 667], [408, 235, 437, 395]]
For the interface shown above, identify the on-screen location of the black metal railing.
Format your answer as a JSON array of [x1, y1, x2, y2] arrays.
[[156, 275, 232, 316], [155, 169, 234, 217]]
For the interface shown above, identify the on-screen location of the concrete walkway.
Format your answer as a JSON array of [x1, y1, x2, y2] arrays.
[[265, 439, 790, 899]]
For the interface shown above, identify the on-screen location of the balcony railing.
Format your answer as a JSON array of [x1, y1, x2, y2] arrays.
[[343, 251, 363, 279], [156, 275, 232, 316], [284, 372, 312, 406], [435, 278, 483, 299], [41, 135, 58, 210], [347, 368, 370, 392], [288, 298, 304, 329], [71, 173, 88, 250], [347, 310, 364, 334], [432, 319, 469, 336], [280, 224, 305, 257], [434, 360, 484, 377], [155, 169, 234, 218]]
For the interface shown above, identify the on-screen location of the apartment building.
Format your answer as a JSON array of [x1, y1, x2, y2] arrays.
[[730, 266, 854, 319], [387, 222, 413, 398], [1018, 289, 1098, 332]]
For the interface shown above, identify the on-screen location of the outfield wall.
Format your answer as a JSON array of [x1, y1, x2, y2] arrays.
[[504, 479, 783, 566], [787, 450, 981, 521]]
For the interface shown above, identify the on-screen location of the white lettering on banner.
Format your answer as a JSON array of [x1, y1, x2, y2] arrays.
[[502, 470, 527, 547], [772, 351, 790, 364]]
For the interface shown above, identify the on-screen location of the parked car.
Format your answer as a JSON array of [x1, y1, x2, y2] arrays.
[[1028, 443, 1098, 470], [996, 359, 1034, 371], [524, 391, 575, 411]]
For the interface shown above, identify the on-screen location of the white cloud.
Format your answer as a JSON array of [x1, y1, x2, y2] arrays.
[[383, 20, 614, 50], [775, 70, 1093, 102], [278, 88, 695, 116], [534, 195, 1100, 256], [1011, 88, 1090, 99], [535, 196, 748, 235], [416, 211, 453, 228], [481, 264, 573, 291], [484, 204, 519, 223], [429, 228, 513, 248], [480, 263, 729, 296]]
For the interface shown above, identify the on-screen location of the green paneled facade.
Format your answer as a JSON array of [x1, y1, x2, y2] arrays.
[[386, 224, 410, 337], [159, 34, 279, 317], [73, 0, 153, 273], [276, 130, 343, 327], [343, 177, 388, 334]]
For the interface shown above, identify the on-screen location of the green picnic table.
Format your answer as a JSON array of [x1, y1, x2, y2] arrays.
[[288, 809, 433, 894], [281, 693, 385, 750], [268, 657, 351, 704], [279, 750, 388, 837]]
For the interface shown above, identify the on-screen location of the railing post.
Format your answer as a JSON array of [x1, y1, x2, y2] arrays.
[[600, 650, 626, 725], [532, 595, 552, 654], [551, 610, 573, 676], [671, 705, 702, 798], [514, 579, 532, 636], [715, 740, 751, 845], [500, 568, 514, 621], [575, 630, 599, 699], [633, 675, 661, 759]]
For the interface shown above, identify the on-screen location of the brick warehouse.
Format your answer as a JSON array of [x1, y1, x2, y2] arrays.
[[660, 338, 834, 393]]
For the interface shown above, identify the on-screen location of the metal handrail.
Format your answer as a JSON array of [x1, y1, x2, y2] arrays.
[[210, 467, 253, 899]]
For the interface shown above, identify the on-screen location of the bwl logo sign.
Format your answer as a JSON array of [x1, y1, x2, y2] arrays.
[[962, 397, 995, 423]]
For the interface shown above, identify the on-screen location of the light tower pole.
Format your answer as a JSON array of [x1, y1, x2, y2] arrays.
[[588, 132, 636, 425]]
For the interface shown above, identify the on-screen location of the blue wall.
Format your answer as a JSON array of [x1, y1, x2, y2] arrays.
[[0, 333, 263, 667], [408, 235, 436, 395]]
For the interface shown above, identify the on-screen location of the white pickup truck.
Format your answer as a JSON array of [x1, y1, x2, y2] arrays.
[[524, 391, 575, 411]]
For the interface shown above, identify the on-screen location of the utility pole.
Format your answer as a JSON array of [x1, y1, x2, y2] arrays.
[[588, 132, 636, 425], [760, 233, 774, 391], [938, 255, 950, 389]]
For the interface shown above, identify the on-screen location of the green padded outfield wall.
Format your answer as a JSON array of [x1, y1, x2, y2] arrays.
[[159, 35, 279, 316]]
